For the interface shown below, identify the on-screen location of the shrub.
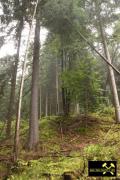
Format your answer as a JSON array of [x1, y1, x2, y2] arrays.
[[84, 144, 117, 161], [84, 144, 102, 160], [97, 105, 115, 118]]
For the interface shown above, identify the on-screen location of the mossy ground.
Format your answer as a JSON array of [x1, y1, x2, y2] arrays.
[[0, 114, 120, 179]]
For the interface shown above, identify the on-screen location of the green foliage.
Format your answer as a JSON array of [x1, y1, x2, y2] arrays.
[[61, 54, 101, 112], [84, 144, 117, 161], [1, 115, 120, 179], [42, 0, 86, 37], [101, 146, 117, 160], [9, 157, 84, 179], [76, 127, 86, 134], [0, 128, 5, 140], [0, 55, 15, 120], [84, 144, 102, 160], [40, 117, 58, 139], [84, 118, 120, 162], [40, 34, 60, 87], [97, 104, 115, 118], [1, 0, 120, 178]]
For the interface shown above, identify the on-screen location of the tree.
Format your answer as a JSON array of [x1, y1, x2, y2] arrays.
[[0, 56, 15, 120], [42, 0, 87, 115], [6, 18, 23, 137], [61, 53, 101, 113], [1, 0, 25, 137], [94, 0, 120, 123], [28, 14, 40, 150]]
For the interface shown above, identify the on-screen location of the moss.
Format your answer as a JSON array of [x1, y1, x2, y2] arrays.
[[96, 105, 115, 118], [9, 156, 84, 179], [0, 164, 7, 172], [40, 117, 58, 140], [1, 115, 120, 179], [84, 144, 102, 160], [84, 143, 118, 162]]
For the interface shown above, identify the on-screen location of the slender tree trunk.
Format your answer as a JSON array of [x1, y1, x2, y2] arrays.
[[39, 85, 42, 119], [66, 54, 71, 115], [45, 91, 48, 117], [49, 100, 52, 116], [60, 36, 71, 116], [76, 103, 80, 114], [61, 48, 65, 115], [56, 60, 59, 115], [6, 19, 23, 138], [13, 0, 39, 161], [95, 0, 120, 123], [103, 39, 120, 122], [28, 17, 40, 150]]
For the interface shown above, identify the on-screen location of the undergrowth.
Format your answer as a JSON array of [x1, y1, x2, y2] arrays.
[[1, 113, 120, 179]]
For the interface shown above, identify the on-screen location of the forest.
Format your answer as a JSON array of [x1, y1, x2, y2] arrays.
[[0, 0, 120, 179]]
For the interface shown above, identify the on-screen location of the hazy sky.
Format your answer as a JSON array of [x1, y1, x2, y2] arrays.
[[0, 2, 119, 59], [0, 1, 48, 59], [0, 27, 48, 58]]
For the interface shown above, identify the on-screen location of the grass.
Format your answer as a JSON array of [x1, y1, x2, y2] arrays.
[[0, 114, 120, 179], [9, 156, 84, 179]]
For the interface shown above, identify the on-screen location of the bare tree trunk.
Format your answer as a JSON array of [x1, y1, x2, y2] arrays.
[[61, 48, 65, 115], [102, 39, 120, 122], [6, 18, 23, 138], [39, 85, 42, 119], [13, 0, 39, 161], [56, 60, 59, 115], [76, 103, 80, 114], [49, 99, 52, 116], [28, 17, 40, 150], [95, 0, 120, 123], [61, 48, 69, 116], [45, 91, 48, 117]]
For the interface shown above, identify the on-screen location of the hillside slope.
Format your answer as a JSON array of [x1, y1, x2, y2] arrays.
[[0, 115, 120, 179]]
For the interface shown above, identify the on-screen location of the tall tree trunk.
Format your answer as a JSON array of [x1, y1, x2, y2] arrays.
[[56, 60, 59, 115], [28, 17, 40, 150], [61, 49, 66, 115], [6, 19, 23, 138], [95, 0, 120, 123], [76, 103, 80, 114], [61, 49, 70, 116], [49, 99, 52, 116], [45, 91, 48, 117], [38, 85, 42, 119], [102, 38, 120, 122]]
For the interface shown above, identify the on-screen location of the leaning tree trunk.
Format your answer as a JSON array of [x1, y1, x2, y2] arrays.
[[101, 35, 120, 123], [95, 0, 120, 123], [6, 19, 23, 138], [28, 17, 40, 150]]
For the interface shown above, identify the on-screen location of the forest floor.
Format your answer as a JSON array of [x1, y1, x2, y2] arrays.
[[0, 114, 120, 179]]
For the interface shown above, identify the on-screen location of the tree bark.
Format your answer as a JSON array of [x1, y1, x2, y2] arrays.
[[13, 0, 39, 161], [45, 90, 48, 117], [95, 0, 120, 123], [61, 49, 71, 116], [38, 85, 42, 119], [6, 18, 23, 138], [28, 17, 40, 150], [76, 103, 80, 114], [61, 49, 66, 115], [56, 59, 60, 115]]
